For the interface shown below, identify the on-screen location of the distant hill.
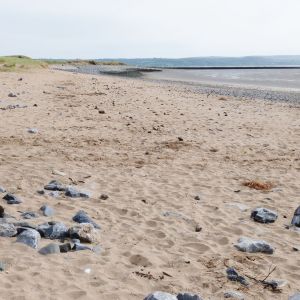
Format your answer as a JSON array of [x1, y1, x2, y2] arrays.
[[96, 56, 300, 68]]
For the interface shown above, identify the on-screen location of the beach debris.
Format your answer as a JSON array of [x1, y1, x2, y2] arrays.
[[40, 205, 55, 217], [44, 180, 66, 191], [27, 128, 38, 134], [291, 206, 300, 227], [65, 186, 90, 198], [0, 223, 17, 237], [242, 180, 274, 191], [3, 193, 22, 204], [144, 292, 177, 300], [21, 211, 39, 219], [235, 237, 274, 254], [100, 193, 109, 200], [37, 222, 68, 239], [0, 187, 6, 193], [16, 228, 41, 249], [226, 268, 248, 286], [68, 223, 99, 243], [289, 293, 300, 300], [39, 243, 60, 255], [8, 92, 17, 97], [177, 293, 202, 300], [251, 207, 278, 223], [72, 210, 100, 229], [224, 291, 244, 299], [52, 169, 66, 176]]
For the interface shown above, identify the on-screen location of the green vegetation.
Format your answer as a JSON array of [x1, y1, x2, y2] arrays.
[[0, 55, 48, 72]]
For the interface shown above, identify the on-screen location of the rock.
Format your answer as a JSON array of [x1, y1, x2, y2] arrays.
[[195, 224, 202, 232], [69, 223, 99, 243], [73, 241, 93, 251], [194, 195, 201, 201], [65, 186, 90, 198], [177, 293, 203, 300], [49, 191, 60, 198], [37, 222, 68, 239], [224, 291, 245, 299], [0, 205, 4, 218], [27, 128, 38, 134], [0, 261, 6, 271], [13, 222, 37, 230], [144, 292, 177, 300], [226, 268, 248, 286], [0, 223, 17, 237], [39, 243, 60, 255], [291, 206, 300, 227], [37, 190, 45, 195], [100, 194, 109, 200], [3, 193, 22, 204], [52, 170, 66, 176], [8, 92, 17, 97], [72, 210, 100, 229], [44, 180, 66, 191], [21, 211, 39, 219], [289, 293, 300, 300], [40, 205, 55, 217], [251, 207, 278, 223], [0, 187, 6, 193], [59, 242, 73, 253], [235, 237, 274, 254], [16, 229, 41, 249]]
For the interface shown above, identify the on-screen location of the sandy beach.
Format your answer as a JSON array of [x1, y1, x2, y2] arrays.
[[0, 68, 300, 299]]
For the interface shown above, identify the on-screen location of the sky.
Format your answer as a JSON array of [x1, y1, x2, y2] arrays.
[[1, 0, 300, 58]]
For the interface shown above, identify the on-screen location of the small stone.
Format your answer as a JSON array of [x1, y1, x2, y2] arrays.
[[72, 210, 100, 229], [39, 243, 60, 255], [235, 237, 274, 254], [226, 268, 248, 286], [291, 206, 300, 227], [16, 229, 41, 249], [194, 195, 200, 201], [100, 194, 108, 200], [21, 211, 39, 219], [0, 223, 17, 237], [52, 170, 66, 176], [0, 187, 6, 193], [195, 224, 202, 232], [65, 186, 90, 198], [27, 128, 38, 134], [0, 205, 4, 218], [144, 292, 177, 300], [0, 261, 6, 271], [37, 222, 68, 239], [40, 205, 55, 217], [37, 190, 45, 195], [8, 92, 17, 97], [49, 191, 60, 198], [178, 137, 183, 142], [177, 293, 203, 300], [44, 180, 66, 191], [251, 207, 278, 223], [69, 223, 99, 243], [73, 242, 93, 251], [3, 193, 22, 204], [98, 110, 105, 114], [224, 291, 245, 299], [59, 242, 73, 253], [289, 293, 300, 300]]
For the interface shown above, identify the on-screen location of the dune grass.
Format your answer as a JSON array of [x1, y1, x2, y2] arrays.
[[0, 55, 48, 72]]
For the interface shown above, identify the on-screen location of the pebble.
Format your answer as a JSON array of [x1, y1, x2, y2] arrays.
[[100, 194, 109, 200], [37, 222, 68, 239], [194, 195, 201, 201], [16, 229, 41, 249], [0, 223, 17, 237], [289, 293, 300, 300], [251, 207, 278, 223], [44, 180, 66, 191], [40, 205, 55, 217], [177, 293, 203, 300], [39, 243, 61, 255], [49, 191, 60, 198], [235, 237, 274, 254], [291, 206, 300, 227], [226, 268, 248, 286], [59, 242, 73, 253], [0, 205, 4, 218], [65, 186, 90, 198], [72, 210, 100, 229], [21, 211, 39, 219], [73, 242, 93, 251], [0, 187, 6, 193], [3, 193, 22, 204], [8, 92, 17, 97], [224, 291, 245, 299], [69, 223, 99, 243], [27, 128, 38, 134], [144, 292, 177, 300], [195, 224, 202, 232]]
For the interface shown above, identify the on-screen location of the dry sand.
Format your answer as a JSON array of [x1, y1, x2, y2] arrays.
[[0, 69, 299, 300]]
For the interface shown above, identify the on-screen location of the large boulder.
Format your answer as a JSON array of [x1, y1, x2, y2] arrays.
[[69, 223, 99, 243], [16, 229, 41, 249], [235, 237, 274, 254], [72, 210, 100, 229], [144, 292, 177, 300], [251, 207, 278, 223], [291, 206, 300, 227]]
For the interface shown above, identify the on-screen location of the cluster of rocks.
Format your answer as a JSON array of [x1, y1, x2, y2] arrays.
[[144, 292, 202, 300]]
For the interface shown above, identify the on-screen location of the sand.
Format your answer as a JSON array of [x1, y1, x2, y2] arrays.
[[0, 68, 299, 300]]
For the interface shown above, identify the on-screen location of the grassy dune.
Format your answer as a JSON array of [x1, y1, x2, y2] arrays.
[[0, 55, 48, 72]]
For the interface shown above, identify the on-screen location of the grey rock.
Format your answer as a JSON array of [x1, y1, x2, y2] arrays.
[[27, 128, 38, 134], [65, 186, 90, 198], [37, 222, 68, 239], [235, 237, 274, 254], [59, 242, 73, 253], [226, 268, 248, 286], [8, 92, 17, 97], [194, 195, 201, 201], [40, 205, 55, 217], [0, 187, 6, 193], [0, 261, 6, 271], [0, 223, 17, 237], [289, 293, 300, 300], [100, 194, 109, 200], [144, 292, 177, 300], [224, 291, 245, 299], [21, 211, 39, 219], [3, 193, 22, 204], [37, 190, 45, 195], [49, 191, 60, 198], [177, 293, 202, 300], [13, 222, 37, 230], [39, 243, 60, 255], [44, 180, 66, 191], [16, 229, 41, 249], [69, 223, 99, 243], [251, 207, 278, 223], [73, 242, 93, 251], [291, 206, 300, 227], [72, 210, 100, 229], [0, 205, 4, 218]]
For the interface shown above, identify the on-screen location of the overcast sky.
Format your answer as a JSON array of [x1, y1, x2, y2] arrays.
[[1, 0, 299, 58]]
